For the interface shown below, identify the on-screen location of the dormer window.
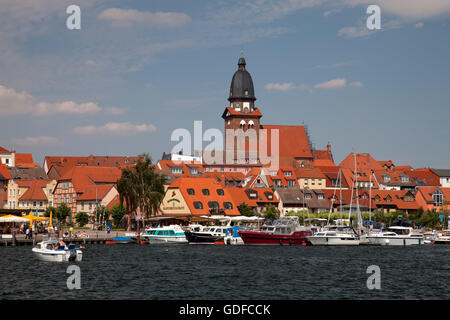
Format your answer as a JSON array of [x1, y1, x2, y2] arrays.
[[187, 188, 195, 195], [305, 193, 312, 199], [171, 167, 182, 175], [249, 192, 257, 199], [202, 189, 210, 196], [383, 175, 391, 183], [400, 175, 409, 183], [190, 167, 198, 175], [432, 190, 443, 207]]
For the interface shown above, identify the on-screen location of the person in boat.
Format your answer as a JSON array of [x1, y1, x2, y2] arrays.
[[58, 238, 66, 249]]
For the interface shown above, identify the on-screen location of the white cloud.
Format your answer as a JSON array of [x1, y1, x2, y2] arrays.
[[415, 22, 424, 28], [264, 82, 295, 91], [315, 78, 347, 89], [0, 84, 122, 116], [338, 26, 373, 38], [98, 8, 191, 28], [74, 122, 157, 135], [11, 136, 60, 146]]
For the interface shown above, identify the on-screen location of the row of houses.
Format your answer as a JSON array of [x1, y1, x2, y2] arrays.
[[1, 147, 450, 221]]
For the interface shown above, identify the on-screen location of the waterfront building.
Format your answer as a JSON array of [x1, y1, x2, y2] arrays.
[[53, 166, 122, 217], [226, 186, 279, 215], [0, 146, 39, 168], [5, 179, 56, 215], [275, 188, 329, 216], [415, 186, 450, 212], [160, 177, 240, 216]]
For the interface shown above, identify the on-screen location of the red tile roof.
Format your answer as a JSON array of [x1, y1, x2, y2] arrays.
[[168, 177, 240, 216], [0, 164, 11, 180], [0, 146, 11, 154], [19, 180, 51, 201], [261, 125, 313, 164], [227, 186, 278, 208], [339, 153, 384, 171], [15, 153, 34, 165], [77, 184, 115, 201], [295, 167, 326, 179], [222, 106, 263, 118], [58, 166, 122, 193]]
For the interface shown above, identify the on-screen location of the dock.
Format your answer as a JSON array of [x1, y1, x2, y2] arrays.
[[0, 231, 135, 247]]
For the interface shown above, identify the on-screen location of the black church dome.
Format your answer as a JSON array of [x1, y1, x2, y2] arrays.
[[228, 57, 256, 102]]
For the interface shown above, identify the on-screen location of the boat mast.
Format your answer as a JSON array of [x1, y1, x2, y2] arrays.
[[369, 173, 372, 231], [339, 167, 343, 225], [354, 152, 362, 233]]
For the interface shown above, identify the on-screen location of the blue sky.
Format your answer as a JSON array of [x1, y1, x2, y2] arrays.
[[0, 0, 449, 168]]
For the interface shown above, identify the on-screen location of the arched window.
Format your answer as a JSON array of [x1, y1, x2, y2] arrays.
[[248, 120, 254, 128], [223, 202, 233, 210], [240, 120, 246, 128]]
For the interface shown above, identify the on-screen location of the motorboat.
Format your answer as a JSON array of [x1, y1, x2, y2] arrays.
[[106, 236, 135, 244], [307, 226, 360, 246], [185, 225, 230, 244], [224, 226, 246, 245], [142, 225, 188, 244], [367, 226, 424, 246], [32, 239, 83, 262], [433, 230, 450, 244], [238, 216, 312, 245]]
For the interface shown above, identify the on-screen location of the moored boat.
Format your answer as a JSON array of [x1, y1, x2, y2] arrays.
[[307, 226, 360, 246], [142, 225, 188, 244], [224, 226, 246, 245], [367, 226, 424, 246], [185, 226, 230, 244], [238, 216, 312, 245], [433, 229, 450, 244]]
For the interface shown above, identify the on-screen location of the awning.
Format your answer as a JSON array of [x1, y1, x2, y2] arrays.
[[0, 215, 30, 223]]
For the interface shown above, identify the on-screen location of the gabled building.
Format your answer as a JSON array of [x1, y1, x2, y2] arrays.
[[53, 166, 122, 216], [6, 179, 56, 214], [275, 187, 329, 216], [295, 167, 326, 189], [160, 177, 239, 216], [415, 187, 450, 212], [227, 186, 278, 215], [156, 160, 204, 177]]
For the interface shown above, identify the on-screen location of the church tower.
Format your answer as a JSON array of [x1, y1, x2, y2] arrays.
[[222, 57, 263, 164]]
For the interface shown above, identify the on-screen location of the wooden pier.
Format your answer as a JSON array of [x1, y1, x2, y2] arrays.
[[0, 232, 129, 247]]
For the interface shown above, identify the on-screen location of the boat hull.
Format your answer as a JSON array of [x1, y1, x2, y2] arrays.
[[367, 236, 424, 246], [307, 236, 360, 246], [224, 236, 244, 245], [32, 248, 83, 262], [185, 231, 224, 244], [238, 230, 312, 245], [145, 236, 188, 244]]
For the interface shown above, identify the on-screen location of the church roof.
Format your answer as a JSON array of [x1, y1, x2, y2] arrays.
[[228, 57, 256, 101]]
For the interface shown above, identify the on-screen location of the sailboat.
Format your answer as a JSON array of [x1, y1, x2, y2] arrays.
[[306, 165, 360, 246]]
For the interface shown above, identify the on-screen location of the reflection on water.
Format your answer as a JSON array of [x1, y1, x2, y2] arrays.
[[1, 244, 449, 299]]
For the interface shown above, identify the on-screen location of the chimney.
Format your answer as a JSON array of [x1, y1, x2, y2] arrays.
[[327, 143, 331, 154]]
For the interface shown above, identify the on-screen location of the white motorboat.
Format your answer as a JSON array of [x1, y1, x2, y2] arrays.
[[142, 225, 188, 244], [32, 239, 83, 262], [224, 226, 246, 245], [306, 226, 360, 246], [432, 229, 450, 245], [367, 226, 424, 246]]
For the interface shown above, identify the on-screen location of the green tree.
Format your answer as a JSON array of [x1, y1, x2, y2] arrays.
[[55, 203, 71, 226], [237, 202, 254, 217], [263, 205, 279, 220], [44, 206, 57, 218], [75, 212, 89, 227], [117, 153, 166, 232], [109, 203, 127, 227]]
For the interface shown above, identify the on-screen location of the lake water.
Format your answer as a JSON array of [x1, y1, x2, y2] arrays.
[[1, 244, 449, 300]]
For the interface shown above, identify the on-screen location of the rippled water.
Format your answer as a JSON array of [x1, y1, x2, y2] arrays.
[[1, 244, 449, 299]]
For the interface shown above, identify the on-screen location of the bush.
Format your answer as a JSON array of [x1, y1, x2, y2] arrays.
[[109, 203, 127, 227], [263, 205, 279, 220]]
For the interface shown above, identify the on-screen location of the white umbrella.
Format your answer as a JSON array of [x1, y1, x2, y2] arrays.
[[0, 216, 30, 223]]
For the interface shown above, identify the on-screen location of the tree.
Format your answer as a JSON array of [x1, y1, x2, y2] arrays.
[[75, 212, 89, 227], [110, 203, 127, 227], [117, 153, 166, 231], [263, 205, 279, 220], [44, 206, 57, 218], [238, 202, 254, 217], [55, 203, 71, 226]]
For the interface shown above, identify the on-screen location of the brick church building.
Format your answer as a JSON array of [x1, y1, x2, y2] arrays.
[[203, 57, 331, 173]]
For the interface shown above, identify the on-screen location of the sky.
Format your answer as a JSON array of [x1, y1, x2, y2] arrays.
[[0, 0, 449, 168]]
